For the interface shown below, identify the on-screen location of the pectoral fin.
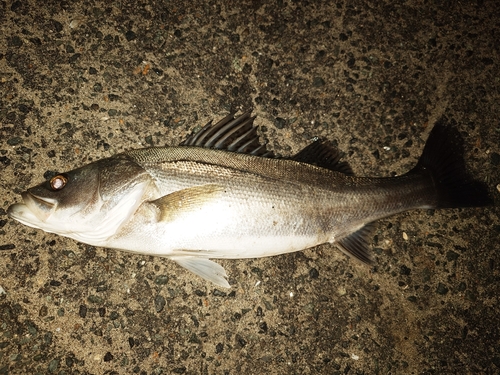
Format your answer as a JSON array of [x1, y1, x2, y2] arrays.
[[172, 256, 231, 288], [152, 184, 224, 222]]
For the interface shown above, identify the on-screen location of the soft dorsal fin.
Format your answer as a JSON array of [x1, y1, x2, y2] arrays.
[[335, 222, 376, 264], [292, 140, 354, 175], [181, 111, 275, 157]]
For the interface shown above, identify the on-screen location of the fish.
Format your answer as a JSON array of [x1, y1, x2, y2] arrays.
[[7, 112, 492, 288]]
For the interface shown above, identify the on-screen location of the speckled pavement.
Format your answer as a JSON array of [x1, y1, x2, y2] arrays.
[[1, 1, 499, 374]]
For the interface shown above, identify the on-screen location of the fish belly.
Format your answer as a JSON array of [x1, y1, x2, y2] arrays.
[[108, 178, 341, 260]]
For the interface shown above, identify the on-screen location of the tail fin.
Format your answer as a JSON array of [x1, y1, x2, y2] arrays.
[[409, 117, 492, 208]]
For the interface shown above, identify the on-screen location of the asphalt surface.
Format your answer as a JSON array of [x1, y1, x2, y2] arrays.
[[1, 0, 499, 374]]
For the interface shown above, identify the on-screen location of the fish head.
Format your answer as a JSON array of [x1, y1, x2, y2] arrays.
[[8, 155, 152, 245], [8, 162, 102, 233]]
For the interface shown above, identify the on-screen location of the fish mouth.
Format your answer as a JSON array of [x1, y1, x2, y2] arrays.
[[23, 191, 57, 212], [7, 192, 57, 228]]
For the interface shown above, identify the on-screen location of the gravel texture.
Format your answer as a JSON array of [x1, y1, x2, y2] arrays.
[[1, 0, 499, 374]]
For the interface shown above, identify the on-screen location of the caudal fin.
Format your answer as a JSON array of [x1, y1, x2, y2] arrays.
[[410, 117, 493, 209]]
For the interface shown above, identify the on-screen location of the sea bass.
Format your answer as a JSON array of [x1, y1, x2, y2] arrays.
[[8, 112, 492, 287]]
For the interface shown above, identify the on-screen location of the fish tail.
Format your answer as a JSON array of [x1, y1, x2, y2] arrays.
[[409, 117, 493, 209]]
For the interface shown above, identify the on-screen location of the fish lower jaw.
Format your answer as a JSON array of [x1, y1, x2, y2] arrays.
[[7, 203, 46, 230]]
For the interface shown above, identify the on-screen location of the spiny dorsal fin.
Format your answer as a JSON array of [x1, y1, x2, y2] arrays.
[[292, 140, 354, 175], [181, 111, 275, 157], [335, 222, 376, 264]]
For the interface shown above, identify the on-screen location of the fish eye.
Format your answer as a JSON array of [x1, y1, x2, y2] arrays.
[[49, 174, 68, 191]]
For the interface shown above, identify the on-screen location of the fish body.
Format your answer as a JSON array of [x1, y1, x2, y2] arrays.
[[8, 112, 492, 287], [104, 147, 431, 257]]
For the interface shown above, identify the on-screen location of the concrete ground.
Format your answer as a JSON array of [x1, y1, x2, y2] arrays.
[[1, 0, 499, 374]]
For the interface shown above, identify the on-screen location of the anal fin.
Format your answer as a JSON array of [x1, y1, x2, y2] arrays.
[[172, 256, 231, 288], [335, 223, 376, 265]]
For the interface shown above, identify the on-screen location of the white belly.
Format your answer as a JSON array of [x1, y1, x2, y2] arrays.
[[106, 190, 332, 260]]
